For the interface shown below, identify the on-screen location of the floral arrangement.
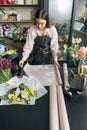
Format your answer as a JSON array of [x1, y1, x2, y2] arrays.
[[76, 46, 87, 77], [76, 47, 87, 93], [58, 35, 82, 61], [58, 35, 68, 60], [76, 46, 87, 59], [0, 57, 12, 83], [1, 83, 37, 104], [68, 37, 82, 60]]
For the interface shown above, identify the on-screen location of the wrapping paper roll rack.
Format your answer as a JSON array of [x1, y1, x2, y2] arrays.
[[24, 63, 70, 130]]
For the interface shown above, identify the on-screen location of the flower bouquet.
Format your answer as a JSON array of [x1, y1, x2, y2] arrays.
[[1, 83, 37, 104], [0, 75, 48, 105], [58, 35, 82, 61], [58, 35, 68, 60], [0, 57, 12, 83], [68, 37, 82, 60]]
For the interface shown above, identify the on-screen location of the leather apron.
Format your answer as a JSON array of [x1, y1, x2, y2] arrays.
[[31, 35, 54, 65]]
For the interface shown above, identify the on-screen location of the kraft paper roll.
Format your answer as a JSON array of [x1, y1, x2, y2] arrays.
[[49, 86, 59, 130], [63, 63, 70, 90], [57, 85, 70, 130], [55, 66, 62, 85]]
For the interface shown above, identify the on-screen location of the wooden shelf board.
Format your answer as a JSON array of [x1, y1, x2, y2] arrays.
[[0, 20, 34, 23], [0, 4, 40, 7]]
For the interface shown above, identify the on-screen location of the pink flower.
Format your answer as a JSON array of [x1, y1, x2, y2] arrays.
[[0, 57, 12, 82], [0, 57, 12, 69], [76, 47, 87, 58]]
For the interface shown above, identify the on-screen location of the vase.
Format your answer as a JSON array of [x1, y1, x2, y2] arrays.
[[83, 74, 87, 92], [78, 59, 87, 92], [78, 59, 87, 76]]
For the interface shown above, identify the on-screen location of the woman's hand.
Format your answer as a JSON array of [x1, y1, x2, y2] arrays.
[[19, 60, 24, 68], [54, 60, 60, 67]]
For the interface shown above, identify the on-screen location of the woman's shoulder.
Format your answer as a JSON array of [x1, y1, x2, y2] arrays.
[[27, 25, 37, 33], [47, 25, 58, 36], [49, 25, 57, 31]]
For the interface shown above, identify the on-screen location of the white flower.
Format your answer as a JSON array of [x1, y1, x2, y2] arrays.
[[63, 44, 68, 53], [72, 38, 76, 44], [8, 94, 14, 99], [75, 38, 82, 44], [15, 88, 20, 96], [20, 90, 29, 100]]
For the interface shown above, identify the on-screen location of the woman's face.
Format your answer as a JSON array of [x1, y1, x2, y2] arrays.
[[35, 18, 47, 30]]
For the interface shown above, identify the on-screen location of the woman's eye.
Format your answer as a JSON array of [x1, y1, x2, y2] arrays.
[[36, 23, 44, 26]]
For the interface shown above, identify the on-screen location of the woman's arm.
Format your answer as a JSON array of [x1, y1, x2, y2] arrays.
[[19, 26, 36, 67], [50, 26, 60, 66], [22, 28, 35, 62]]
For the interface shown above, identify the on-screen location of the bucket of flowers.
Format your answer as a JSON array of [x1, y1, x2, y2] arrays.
[[76, 46, 87, 92], [68, 44, 87, 93], [0, 57, 12, 83]]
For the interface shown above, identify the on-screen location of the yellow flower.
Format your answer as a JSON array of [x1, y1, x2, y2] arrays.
[[8, 94, 19, 101], [28, 87, 36, 96], [12, 95, 19, 101]]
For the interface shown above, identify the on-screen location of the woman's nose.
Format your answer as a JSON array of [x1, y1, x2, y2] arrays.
[[38, 24, 42, 29]]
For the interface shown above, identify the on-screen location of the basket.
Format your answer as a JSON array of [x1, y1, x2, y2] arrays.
[[25, 0, 32, 4], [8, 15, 17, 21], [8, 8, 17, 21], [2, 14, 8, 21]]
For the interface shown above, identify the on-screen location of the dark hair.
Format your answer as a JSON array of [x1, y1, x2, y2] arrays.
[[35, 8, 50, 28]]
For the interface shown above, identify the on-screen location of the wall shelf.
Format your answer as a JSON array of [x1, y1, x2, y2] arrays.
[[0, 20, 34, 23], [0, 4, 40, 7]]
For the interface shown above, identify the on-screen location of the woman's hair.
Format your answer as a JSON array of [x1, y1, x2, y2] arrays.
[[35, 8, 50, 28]]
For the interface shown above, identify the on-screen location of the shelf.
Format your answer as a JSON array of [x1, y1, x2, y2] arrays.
[[74, 29, 87, 36], [0, 4, 40, 7], [75, 19, 85, 24], [0, 36, 7, 38], [0, 19, 34, 23]]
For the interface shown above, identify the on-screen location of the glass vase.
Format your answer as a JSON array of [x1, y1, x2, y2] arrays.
[[83, 74, 87, 92], [78, 59, 87, 76], [78, 59, 87, 92]]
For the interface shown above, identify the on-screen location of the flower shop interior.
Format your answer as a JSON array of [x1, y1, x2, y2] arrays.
[[0, 0, 87, 130]]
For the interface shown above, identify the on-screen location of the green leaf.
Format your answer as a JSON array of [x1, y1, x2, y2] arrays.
[[1, 94, 8, 100]]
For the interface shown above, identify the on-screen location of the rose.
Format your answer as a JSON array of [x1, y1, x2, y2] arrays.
[[76, 47, 87, 58]]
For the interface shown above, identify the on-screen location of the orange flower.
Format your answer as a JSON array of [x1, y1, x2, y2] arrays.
[[76, 47, 87, 58]]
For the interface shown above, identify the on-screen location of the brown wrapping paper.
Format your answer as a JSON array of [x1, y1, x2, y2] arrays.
[[24, 63, 58, 86], [57, 85, 70, 130], [63, 63, 70, 90], [24, 64, 70, 130], [55, 65, 70, 130], [55, 65, 62, 85], [49, 86, 59, 130]]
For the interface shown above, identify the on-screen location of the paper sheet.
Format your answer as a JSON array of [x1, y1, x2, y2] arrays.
[[24, 63, 59, 86]]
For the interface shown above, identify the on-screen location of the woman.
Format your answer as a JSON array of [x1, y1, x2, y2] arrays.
[[19, 8, 60, 67]]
